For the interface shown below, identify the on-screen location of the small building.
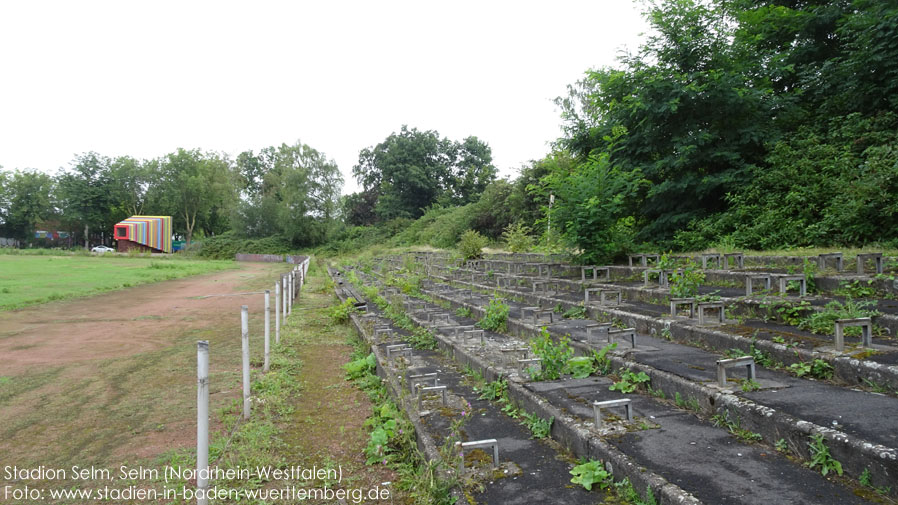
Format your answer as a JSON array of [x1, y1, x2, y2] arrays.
[[114, 216, 173, 253]]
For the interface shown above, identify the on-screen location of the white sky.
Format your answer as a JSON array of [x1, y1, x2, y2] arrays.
[[0, 0, 648, 194]]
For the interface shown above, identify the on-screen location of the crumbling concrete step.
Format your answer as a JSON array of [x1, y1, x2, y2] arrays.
[[346, 266, 885, 504]]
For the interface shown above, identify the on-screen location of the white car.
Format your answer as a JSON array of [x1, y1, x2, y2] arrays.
[[91, 245, 115, 253]]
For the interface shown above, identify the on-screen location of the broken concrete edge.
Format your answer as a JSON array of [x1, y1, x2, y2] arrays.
[[328, 269, 466, 505], [419, 274, 898, 494], [345, 269, 702, 505], [443, 273, 898, 394]]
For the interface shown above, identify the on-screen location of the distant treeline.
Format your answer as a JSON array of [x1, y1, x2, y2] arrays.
[[3, 0, 897, 262]]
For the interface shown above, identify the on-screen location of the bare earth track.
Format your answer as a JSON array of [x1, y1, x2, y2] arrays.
[[0, 262, 290, 474]]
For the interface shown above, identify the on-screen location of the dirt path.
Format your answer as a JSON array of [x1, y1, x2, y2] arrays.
[[278, 269, 408, 504], [0, 261, 290, 471]]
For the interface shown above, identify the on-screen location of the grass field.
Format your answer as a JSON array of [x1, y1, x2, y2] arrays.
[[0, 254, 236, 310]]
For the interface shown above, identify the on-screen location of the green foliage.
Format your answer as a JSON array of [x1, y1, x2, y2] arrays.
[[351, 126, 496, 222], [458, 229, 488, 260], [565, 357, 596, 379], [609, 369, 650, 394], [788, 359, 834, 380], [328, 298, 359, 323], [836, 280, 878, 299], [569, 460, 611, 491], [561, 305, 587, 319], [739, 378, 761, 392], [775, 439, 789, 453], [807, 434, 843, 477], [669, 261, 705, 298], [477, 296, 509, 333], [711, 410, 762, 443], [529, 328, 574, 381], [541, 151, 643, 264], [501, 222, 534, 252], [799, 299, 879, 337], [477, 379, 508, 402], [343, 352, 376, 380], [455, 306, 473, 319], [521, 411, 553, 439], [591, 343, 617, 375]]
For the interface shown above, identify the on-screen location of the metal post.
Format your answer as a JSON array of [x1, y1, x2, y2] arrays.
[[241, 305, 251, 420], [282, 275, 287, 321], [196, 341, 209, 505], [288, 273, 293, 315], [264, 290, 270, 373], [274, 282, 280, 344]]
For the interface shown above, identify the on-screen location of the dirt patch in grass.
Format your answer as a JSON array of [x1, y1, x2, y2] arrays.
[[0, 261, 291, 485]]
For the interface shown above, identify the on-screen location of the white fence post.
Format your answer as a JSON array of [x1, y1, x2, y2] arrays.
[[264, 290, 270, 373], [282, 275, 287, 321], [274, 282, 280, 344], [288, 273, 293, 316], [196, 340, 209, 505], [241, 305, 251, 420]]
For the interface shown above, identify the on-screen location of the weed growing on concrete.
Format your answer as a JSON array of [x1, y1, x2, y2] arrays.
[[669, 261, 705, 298], [455, 306, 473, 319], [345, 339, 455, 504], [591, 343, 617, 375], [529, 327, 574, 381], [711, 409, 762, 443], [836, 279, 878, 298], [807, 433, 843, 477], [788, 359, 833, 380], [740, 378, 761, 392], [328, 297, 360, 323], [566, 356, 597, 379], [609, 369, 650, 394], [569, 459, 611, 491], [800, 298, 880, 337], [775, 439, 789, 453], [521, 411, 553, 439], [613, 478, 658, 505], [478, 297, 510, 333], [647, 385, 666, 399], [562, 305, 587, 319], [476, 378, 508, 401]]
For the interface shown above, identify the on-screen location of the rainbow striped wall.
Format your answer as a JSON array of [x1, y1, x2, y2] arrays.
[[114, 216, 172, 253]]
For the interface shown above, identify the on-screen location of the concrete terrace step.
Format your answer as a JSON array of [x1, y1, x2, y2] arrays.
[[341, 265, 886, 504], [410, 273, 898, 494]]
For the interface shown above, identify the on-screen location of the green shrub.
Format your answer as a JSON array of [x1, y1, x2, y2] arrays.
[[501, 223, 534, 253], [328, 298, 359, 323], [799, 299, 879, 336], [458, 229, 487, 260], [529, 328, 574, 381], [669, 261, 705, 298], [477, 297, 509, 333]]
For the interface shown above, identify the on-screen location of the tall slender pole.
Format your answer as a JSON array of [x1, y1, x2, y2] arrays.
[[282, 276, 287, 321], [263, 290, 270, 373], [288, 273, 293, 316], [241, 306, 250, 420], [196, 341, 209, 505], [274, 282, 280, 344]]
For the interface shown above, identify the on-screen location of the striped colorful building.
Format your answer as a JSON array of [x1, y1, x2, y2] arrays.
[[114, 216, 173, 253]]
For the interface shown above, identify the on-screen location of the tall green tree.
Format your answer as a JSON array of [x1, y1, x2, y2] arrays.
[[152, 148, 236, 246], [56, 153, 116, 248], [232, 141, 343, 246], [352, 126, 496, 222], [0, 169, 55, 244]]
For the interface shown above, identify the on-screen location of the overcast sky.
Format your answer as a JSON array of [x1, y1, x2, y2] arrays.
[[0, 1, 649, 194]]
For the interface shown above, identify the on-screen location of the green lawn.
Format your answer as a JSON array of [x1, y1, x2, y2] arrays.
[[0, 254, 236, 310]]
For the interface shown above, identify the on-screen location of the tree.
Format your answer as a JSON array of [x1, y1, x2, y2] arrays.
[[232, 141, 343, 247], [56, 153, 116, 248], [352, 126, 496, 221], [153, 149, 236, 247], [0, 169, 55, 244]]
